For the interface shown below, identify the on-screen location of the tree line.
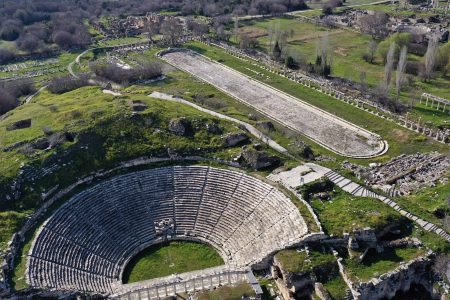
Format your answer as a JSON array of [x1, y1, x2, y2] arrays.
[[0, 0, 309, 64]]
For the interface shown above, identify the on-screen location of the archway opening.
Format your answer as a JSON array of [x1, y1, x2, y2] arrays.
[[122, 240, 224, 283]]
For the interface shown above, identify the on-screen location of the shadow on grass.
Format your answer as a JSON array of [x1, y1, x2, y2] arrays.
[[183, 45, 207, 55], [361, 248, 403, 267]]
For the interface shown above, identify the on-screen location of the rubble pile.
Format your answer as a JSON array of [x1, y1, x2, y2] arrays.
[[365, 152, 449, 195]]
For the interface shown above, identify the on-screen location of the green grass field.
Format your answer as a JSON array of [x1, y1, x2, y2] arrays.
[[275, 249, 336, 274], [311, 189, 405, 236], [343, 247, 426, 282], [122, 241, 224, 283]]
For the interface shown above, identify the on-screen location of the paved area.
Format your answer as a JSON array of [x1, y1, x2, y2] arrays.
[[161, 50, 387, 158]]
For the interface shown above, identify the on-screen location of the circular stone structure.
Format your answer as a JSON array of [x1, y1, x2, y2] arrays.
[[26, 166, 308, 294]]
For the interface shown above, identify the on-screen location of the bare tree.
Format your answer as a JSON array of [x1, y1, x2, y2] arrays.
[[144, 20, 160, 43], [424, 36, 438, 81], [367, 39, 378, 63], [191, 22, 209, 41], [233, 15, 239, 44], [383, 42, 396, 96], [321, 32, 330, 73], [395, 46, 408, 99], [359, 12, 389, 39], [360, 71, 367, 92], [160, 18, 183, 46]]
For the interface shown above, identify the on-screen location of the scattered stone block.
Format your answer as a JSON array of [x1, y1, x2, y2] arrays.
[[222, 132, 249, 147]]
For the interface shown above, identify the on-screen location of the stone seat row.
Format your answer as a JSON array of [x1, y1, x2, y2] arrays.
[[27, 166, 307, 294]]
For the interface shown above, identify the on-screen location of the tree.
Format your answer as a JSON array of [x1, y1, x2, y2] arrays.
[[233, 15, 239, 44], [0, 90, 17, 115], [53, 31, 76, 49], [215, 25, 230, 41], [0, 48, 15, 64], [424, 36, 438, 81], [191, 22, 209, 41], [382, 42, 396, 96], [359, 12, 388, 39], [0, 20, 22, 41], [360, 71, 367, 92], [144, 19, 160, 43], [366, 39, 378, 63], [160, 18, 183, 46], [395, 46, 408, 99], [272, 40, 282, 61], [16, 34, 41, 52]]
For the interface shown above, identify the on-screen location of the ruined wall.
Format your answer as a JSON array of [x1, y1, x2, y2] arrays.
[[338, 254, 436, 300]]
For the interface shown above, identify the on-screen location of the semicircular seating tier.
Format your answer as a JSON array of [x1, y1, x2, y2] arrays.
[[26, 166, 308, 294]]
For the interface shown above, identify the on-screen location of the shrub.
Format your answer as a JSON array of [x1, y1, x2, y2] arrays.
[[0, 79, 36, 114], [90, 62, 162, 85], [0, 49, 15, 64], [297, 177, 335, 201], [16, 34, 41, 52], [0, 91, 18, 115], [0, 20, 22, 41], [47, 74, 90, 94]]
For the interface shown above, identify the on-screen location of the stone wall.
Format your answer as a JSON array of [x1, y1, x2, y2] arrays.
[[337, 252, 438, 300]]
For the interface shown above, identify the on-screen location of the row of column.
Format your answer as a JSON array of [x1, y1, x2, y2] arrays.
[[420, 93, 449, 113], [119, 270, 248, 300]]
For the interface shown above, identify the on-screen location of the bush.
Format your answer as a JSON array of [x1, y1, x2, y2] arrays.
[[297, 177, 335, 201], [0, 20, 22, 41], [0, 91, 18, 115], [91, 62, 162, 84], [47, 74, 89, 94], [405, 61, 422, 76], [52, 30, 76, 49], [0, 48, 15, 64], [1, 79, 35, 98], [16, 34, 41, 52], [0, 79, 37, 114]]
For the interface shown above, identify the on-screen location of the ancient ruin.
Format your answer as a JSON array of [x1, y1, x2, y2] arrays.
[[26, 166, 308, 295], [160, 49, 388, 158]]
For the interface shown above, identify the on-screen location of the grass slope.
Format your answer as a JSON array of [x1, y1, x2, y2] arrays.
[[311, 189, 405, 236], [343, 247, 426, 282], [123, 241, 224, 283]]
